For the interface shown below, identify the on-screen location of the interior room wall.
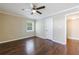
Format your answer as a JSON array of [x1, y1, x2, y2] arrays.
[[0, 13, 3, 40], [36, 19, 45, 39], [0, 13, 35, 42], [67, 18, 79, 40], [67, 19, 73, 39], [36, 17, 53, 40], [53, 14, 66, 44]]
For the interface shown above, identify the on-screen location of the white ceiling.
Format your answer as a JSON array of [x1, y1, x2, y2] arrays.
[[0, 3, 79, 19]]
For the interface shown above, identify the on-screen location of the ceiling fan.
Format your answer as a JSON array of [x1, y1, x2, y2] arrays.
[[22, 3, 45, 15]]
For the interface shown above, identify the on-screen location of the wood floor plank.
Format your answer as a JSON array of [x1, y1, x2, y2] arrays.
[[67, 39, 79, 55]]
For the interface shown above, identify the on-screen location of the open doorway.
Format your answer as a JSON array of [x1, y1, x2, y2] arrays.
[[66, 11, 79, 55]]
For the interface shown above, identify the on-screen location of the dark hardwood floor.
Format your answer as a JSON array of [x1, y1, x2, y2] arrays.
[[0, 37, 66, 55]]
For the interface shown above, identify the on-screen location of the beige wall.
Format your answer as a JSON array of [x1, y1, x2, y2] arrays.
[[0, 14, 3, 40], [0, 13, 35, 42], [67, 19, 79, 40]]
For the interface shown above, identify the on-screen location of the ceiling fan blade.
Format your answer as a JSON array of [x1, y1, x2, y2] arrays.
[[36, 6, 45, 10], [36, 11, 42, 14]]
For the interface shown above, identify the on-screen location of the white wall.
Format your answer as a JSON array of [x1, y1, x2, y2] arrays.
[[0, 13, 35, 42], [36, 17, 53, 40], [36, 19, 45, 39], [53, 15, 66, 44], [44, 17, 53, 40]]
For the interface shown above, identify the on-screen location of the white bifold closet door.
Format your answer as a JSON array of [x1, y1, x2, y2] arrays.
[[44, 17, 53, 41]]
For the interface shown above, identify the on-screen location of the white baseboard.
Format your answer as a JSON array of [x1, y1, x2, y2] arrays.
[[36, 36, 45, 39], [52, 40, 66, 45], [0, 36, 66, 45], [68, 37, 79, 40], [0, 36, 34, 44], [36, 36, 66, 45]]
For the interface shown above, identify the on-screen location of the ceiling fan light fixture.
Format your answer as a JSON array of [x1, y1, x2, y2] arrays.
[[32, 10, 36, 13]]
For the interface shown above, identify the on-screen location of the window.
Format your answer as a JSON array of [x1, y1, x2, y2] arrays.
[[27, 23, 32, 30], [26, 21, 34, 32]]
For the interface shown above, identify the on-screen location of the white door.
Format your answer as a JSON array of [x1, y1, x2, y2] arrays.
[[44, 17, 53, 40]]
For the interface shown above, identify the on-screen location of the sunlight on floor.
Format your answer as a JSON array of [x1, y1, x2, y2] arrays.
[[25, 39, 35, 54]]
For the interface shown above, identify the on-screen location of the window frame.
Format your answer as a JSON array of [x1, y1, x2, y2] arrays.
[[26, 21, 34, 32]]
